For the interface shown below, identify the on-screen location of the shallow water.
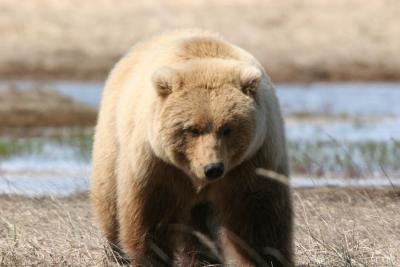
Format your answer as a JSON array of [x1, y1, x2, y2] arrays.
[[0, 81, 399, 195], [287, 119, 400, 142], [277, 82, 400, 116], [0, 127, 398, 195], [0, 175, 89, 196]]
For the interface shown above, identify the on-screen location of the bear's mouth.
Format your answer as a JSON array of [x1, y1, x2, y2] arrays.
[[187, 171, 225, 193], [191, 177, 208, 193]]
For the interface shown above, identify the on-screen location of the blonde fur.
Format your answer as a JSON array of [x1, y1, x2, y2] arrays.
[[91, 29, 292, 266]]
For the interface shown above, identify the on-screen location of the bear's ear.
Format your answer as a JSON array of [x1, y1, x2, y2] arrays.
[[238, 66, 262, 96], [152, 67, 181, 97]]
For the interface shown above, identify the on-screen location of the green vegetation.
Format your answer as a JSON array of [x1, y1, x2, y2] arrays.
[[1, 128, 399, 178], [288, 140, 400, 177], [0, 128, 93, 161]]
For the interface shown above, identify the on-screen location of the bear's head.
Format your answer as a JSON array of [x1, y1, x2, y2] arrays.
[[151, 59, 266, 186]]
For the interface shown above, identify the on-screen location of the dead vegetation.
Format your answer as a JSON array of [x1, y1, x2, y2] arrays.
[[0, 0, 399, 82], [294, 188, 400, 266], [0, 188, 399, 266]]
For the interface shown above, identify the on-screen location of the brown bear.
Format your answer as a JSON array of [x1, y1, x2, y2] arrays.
[[91, 29, 293, 267]]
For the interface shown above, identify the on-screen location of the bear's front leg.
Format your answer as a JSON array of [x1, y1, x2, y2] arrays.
[[117, 152, 189, 266], [180, 202, 223, 266], [215, 176, 293, 267]]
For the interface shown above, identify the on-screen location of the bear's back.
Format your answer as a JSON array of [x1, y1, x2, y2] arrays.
[[119, 29, 258, 77]]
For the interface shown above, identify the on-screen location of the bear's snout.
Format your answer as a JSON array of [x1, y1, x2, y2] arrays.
[[204, 162, 224, 180]]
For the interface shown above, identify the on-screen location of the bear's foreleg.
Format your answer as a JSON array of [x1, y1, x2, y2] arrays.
[[116, 152, 189, 266], [90, 123, 127, 263], [180, 202, 223, 266], [216, 177, 293, 267]]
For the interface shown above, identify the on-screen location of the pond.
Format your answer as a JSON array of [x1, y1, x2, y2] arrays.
[[0, 81, 399, 195]]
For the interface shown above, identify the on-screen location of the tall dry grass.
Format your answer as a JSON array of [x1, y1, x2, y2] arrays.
[[294, 188, 400, 266], [1, 188, 399, 266]]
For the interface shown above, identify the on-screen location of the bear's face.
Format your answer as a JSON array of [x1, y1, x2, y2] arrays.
[[152, 61, 262, 185]]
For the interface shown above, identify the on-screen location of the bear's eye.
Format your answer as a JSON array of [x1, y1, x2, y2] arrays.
[[221, 126, 232, 137], [187, 127, 201, 137]]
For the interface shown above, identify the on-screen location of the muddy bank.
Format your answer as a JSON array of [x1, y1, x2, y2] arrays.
[[0, 88, 97, 127], [0, 0, 399, 82]]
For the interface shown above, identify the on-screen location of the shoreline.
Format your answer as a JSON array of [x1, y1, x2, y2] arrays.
[[0, 88, 97, 128], [1, 176, 399, 197]]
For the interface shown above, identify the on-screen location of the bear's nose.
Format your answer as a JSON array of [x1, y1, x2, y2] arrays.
[[204, 162, 224, 180]]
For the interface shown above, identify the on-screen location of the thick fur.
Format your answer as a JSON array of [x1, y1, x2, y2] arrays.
[[91, 29, 293, 267]]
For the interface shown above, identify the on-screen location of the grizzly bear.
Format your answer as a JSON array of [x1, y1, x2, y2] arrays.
[[91, 29, 293, 267]]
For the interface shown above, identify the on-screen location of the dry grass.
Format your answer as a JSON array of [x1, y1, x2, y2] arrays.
[[0, 88, 97, 127], [0, 188, 399, 266], [0, 194, 111, 266], [294, 188, 400, 266], [0, 0, 399, 82]]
